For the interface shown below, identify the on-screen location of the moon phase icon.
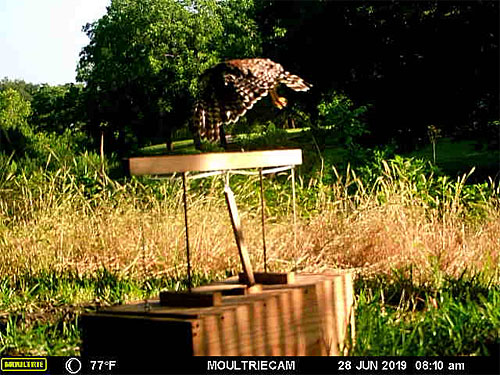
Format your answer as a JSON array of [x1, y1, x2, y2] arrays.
[[65, 358, 82, 374]]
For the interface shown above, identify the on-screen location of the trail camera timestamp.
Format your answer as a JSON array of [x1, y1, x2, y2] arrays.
[[338, 359, 407, 372], [337, 358, 469, 373]]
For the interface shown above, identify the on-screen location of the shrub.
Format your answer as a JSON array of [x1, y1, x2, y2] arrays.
[[237, 121, 290, 149], [316, 92, 369, 153], [0, 88, 33, 157]]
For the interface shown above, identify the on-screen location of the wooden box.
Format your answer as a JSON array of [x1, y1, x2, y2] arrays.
[[81, 272, 354, 357]]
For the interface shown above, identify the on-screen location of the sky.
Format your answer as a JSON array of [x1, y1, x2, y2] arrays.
[[0, 0, 110, 85]]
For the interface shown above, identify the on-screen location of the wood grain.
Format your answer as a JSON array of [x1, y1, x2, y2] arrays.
[[82, 272, 355, 356]]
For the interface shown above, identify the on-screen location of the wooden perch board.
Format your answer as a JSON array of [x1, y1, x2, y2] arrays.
[[128, 149, 302, 175]]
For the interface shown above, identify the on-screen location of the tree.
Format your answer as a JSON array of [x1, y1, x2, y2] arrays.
[[30, 84, 86, 134], [0, 78, 38, 102], [0, 88, 32, 155], [254, 1, 499, 149], [77, 0, 261, 155]]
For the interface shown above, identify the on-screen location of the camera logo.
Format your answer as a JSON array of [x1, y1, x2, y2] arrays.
[[1, 357, 47, 372]]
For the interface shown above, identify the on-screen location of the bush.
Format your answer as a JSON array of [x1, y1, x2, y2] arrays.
[[237, 121, 290, 149], [316, 92, 369, 152], [0, 88, 33, 157]]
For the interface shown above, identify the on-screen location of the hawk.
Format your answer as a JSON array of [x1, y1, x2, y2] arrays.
[[192, 58, 311, 147]]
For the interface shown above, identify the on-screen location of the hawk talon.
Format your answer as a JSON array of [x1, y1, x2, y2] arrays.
[[270, 89, 288, 109]]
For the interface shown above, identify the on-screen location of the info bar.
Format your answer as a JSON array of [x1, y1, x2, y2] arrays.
[[0, 355, 498, 375]]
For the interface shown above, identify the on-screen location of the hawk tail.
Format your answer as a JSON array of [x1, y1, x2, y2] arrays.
[[192, 101, 221, 141]]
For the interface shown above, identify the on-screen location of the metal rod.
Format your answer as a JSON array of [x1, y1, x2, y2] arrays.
[[259, 168, 268, 273], [227, 166, 293, 176], [182, 172, 192, 292], [161, 165, 294, 181], [291, 167, 297, 271], [259, 165, 293, 175], [141, 222, 150, 312], [188, 170, 225, 180]]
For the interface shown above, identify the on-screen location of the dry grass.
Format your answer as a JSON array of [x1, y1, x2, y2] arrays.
[[1, 159, 498, 357], [299, 201, 500, 280], [1, 166, 498, 285]]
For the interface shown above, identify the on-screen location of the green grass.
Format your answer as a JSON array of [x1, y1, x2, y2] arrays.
[[1, 269, 498, 356], [353, 272, 500, 356], [139, 127, 313, 156], [141, 138, 197, 155], [410, 138, 500, 180], [0, 270, 217, 355], [1, 129, 499, 356]]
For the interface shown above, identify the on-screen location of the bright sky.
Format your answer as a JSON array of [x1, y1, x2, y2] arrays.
[[0, 0, 110, 85]]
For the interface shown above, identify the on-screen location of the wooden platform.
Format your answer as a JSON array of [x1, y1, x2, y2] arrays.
[[128, 149, 303, 175], [81, 272, 355, 356]]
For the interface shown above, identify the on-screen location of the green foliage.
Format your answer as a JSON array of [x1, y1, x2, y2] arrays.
[[0, 270, 214, 355], [196, 140, 225, 153], [0, 88, 33, 156], [0, 86, 90, 170], [237, 122, 290, 150], [0, 128, 92, 178], [358, 152, 439, 188], [0, 89, 32, 134], [0, 78, 38, 102], [211, 0, 262, 59], [255, 1, 498, 147], [353, 272, 500, 356], [30, 84, 86, 134], [316, 92, 369, 152], [0, 313, 80, 356], [355, 153, 497, 219], [77, 0, 262, 153]]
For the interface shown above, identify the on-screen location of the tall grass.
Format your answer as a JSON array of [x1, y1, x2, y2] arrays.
[[1, 151, 498, 284], [353, 272, 500, 356], [0, 150, 498, 355]]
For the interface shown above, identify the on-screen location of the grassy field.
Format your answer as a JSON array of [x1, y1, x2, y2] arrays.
[[0, 134, 499, 356], [143, 131, 500, 180], [410, 138, 500, 182]]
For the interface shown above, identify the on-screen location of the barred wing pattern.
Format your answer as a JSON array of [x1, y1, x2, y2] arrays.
[[193, 58, 311, 142]]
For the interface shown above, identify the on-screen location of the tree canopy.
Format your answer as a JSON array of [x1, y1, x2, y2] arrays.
[[3, 1, 496, 156], [0, 88, 32, 155], [77, 0, 261, 153], [255, 1, 499, 146], [30, 84, 86, 134]]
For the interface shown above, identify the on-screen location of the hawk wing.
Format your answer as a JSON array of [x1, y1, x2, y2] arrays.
[[193, 58, 310, 142]]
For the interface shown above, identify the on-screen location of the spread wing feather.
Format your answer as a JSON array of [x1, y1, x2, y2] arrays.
[[192, 58, 311, 142]]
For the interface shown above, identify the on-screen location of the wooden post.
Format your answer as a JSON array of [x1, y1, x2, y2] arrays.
[[224, 185, 255, 286]]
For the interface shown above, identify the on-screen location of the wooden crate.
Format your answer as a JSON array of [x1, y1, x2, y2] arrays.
[[81, 272, 354, 356]]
